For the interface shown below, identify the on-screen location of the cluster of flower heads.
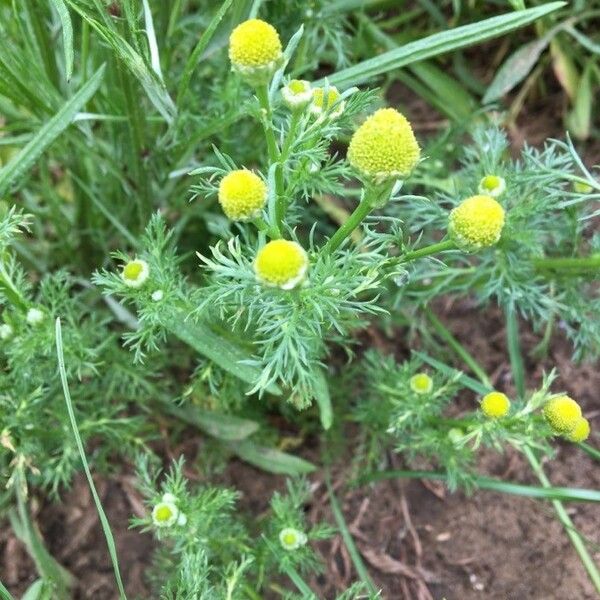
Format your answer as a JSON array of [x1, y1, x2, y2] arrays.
[[543, 395, 590, 443], [479, 389, 590, 443]]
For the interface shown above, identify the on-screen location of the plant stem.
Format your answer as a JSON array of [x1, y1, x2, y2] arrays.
[[401, 238, 456, 262], [0, 263, 28, 312], [321, 188, 377, 256], [255, 84, 286, 236], [533, 254, 600, 274], [523, 446, 600, 595]]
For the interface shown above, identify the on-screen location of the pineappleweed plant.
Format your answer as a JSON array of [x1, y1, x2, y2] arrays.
[[1, 1, 599, 598]]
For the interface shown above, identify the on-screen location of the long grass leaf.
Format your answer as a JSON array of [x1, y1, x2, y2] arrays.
[[323, 2, 565, 88], [231, 440, 316, 475], [49, 0, 74, 81], [358, 469, 600, 503], [66, 2, 176, 123], [326, 475, 378, 595], [0, 579, 15, 600], [176, 0, 234, 106], [55, 318, 128, 600], [162, 312, 281, 396], [0, 64, 105, 197]]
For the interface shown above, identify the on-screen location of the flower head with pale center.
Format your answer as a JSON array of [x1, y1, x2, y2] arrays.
[[310, 86, 344, 119], [410, 373, 433, 394], [279, 527, 307, 551], [282, 79, 312, 109], [121, 259, 149, 288], [478, 175, 506, 198]]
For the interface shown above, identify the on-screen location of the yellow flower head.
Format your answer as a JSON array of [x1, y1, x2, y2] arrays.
[[282, 79, 312, 109], [254, 240, 308, 290], [347, 108, 420, 183], [481, 391, 511, 418], [448, 194, 505, 251], [310, 86, 344, 119], [564, 417, 590, 443], [543, 396, 582, 433], [218, 169, 267, 221], [229, 19, 282, 82], [410, 373, 433, 394], [573, 181, 593, 194], [478, 175, 506, 198], [121, 259, 149, 288]]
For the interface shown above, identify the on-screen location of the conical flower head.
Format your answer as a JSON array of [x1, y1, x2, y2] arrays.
[[218, 169, 267, 221], [448, 194, 505, 252], [254, 240, 308, 290], [229, 19, 282, 84], [347, 108, 420, 183]]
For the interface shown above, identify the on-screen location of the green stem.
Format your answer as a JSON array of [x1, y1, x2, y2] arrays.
[[0, 263, 28, 312], [401, 238, 456, 262], [321, 189, 378, 256], [255, 84, 285, 236], [283, 565, 317, 599], [523, 446, 600, 595], [81, 19, 90, 82], [533, 254, 600, 274], [425, 308, 493, 388]]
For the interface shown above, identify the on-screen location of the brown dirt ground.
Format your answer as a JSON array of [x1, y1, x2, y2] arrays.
[[2, 22, 600, 600], [2, 300, 599, 600]]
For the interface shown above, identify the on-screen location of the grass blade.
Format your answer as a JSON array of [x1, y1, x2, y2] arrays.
[[141, 0, 163, 80], [165, 404, 259, 441], [231, 440, 316, 475], [66, 2, 176, 123], [55, 318, 128, 600], [323, 2, 565, 88], [49, 0, 74, 81], [358, 469, 600, 503], [0, 579, 15, 600], [176, 0, 234, 107], [326, 475, 378, 595], [0, 64, 105, 197], [505, 304, 526, 398], [162, 312, 281, 396], [313, 368, 333, 430], [413, 351, 492, 396]]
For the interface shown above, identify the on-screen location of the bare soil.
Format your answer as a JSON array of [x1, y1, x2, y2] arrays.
[[2, 298, 599, 600]]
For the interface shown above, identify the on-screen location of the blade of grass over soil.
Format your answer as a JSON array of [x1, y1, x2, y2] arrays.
[[231, 440, 316, 475], [358, 469, 600, 503], [326, 474, 378, 596], [55, 318, 128, 600], [0, 64, 105, 197], [322, 2, 565, 88]]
